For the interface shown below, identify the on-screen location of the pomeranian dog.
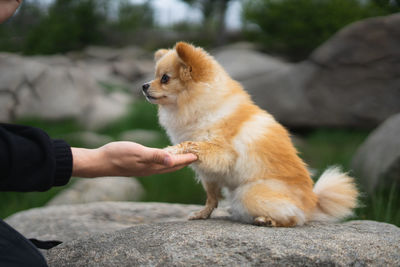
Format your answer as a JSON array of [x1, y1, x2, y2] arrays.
[[142, 42, 358, 227]]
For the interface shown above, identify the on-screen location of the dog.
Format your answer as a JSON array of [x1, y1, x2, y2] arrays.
[[142, 42, 358, 227]]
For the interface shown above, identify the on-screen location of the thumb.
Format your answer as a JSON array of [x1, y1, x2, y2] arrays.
[[147, 149, 173, 166]]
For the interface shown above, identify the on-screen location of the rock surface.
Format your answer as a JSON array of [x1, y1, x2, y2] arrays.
[[46, 177, 144, 206], [351, 113, 400, 192], [118, 129, 163, 146], [5, 202, 209, 241], [5, 202, 400, 266], [0, 53, 133, 128], [217, 14, 400, 128], [60, 131, 113, 148], [214, 43, 291, 82]]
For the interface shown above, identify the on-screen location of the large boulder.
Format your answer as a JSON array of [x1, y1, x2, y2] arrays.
[[118, 129, 163, 146], [5, 202, 208, 242], [0, 53, 134, 129], [5, 202, 400, 266], [216, 14, 400, 128], [351, 113, 400, 193], [0, 53, 96, 121], [213, 43, 291, 82], [46, 177, 144, 206]]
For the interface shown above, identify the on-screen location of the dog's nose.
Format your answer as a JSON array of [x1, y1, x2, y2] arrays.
[[142, 83, 150, 92]]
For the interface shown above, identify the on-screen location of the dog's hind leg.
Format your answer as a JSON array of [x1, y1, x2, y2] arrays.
[[233, 181, 306, 227]]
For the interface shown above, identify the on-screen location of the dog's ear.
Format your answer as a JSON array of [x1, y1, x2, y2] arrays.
[[175, 42, 214, 82], [154, 49, 169, 62]]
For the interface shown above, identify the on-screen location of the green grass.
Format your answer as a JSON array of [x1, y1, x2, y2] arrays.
[[2, 100, 399, 227]]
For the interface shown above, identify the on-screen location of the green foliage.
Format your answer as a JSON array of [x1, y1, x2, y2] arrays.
[[114, 0, 153, 32], [0, 0, 155, 55], [243, 0, 400, 61], [23, 0, 105, 55]]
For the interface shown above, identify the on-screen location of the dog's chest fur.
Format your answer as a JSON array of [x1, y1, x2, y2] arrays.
[[158, 102, 277, 190]]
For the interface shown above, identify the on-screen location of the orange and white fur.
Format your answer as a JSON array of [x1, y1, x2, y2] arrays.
[[142, 42, 358, 227]]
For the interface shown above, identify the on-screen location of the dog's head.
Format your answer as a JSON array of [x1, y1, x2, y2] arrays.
[[142, 42, 217, 106]]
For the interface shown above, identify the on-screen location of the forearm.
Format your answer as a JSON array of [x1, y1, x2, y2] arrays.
[[71, 147, 110, 178]]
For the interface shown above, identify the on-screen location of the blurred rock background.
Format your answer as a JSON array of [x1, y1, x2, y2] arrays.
[[0, 0, 399, 228]]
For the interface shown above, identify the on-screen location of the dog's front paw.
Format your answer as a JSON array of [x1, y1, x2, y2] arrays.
[[164, 145, 181, 155], [164, 141, 200, 156], [188, 210, 211, 220]]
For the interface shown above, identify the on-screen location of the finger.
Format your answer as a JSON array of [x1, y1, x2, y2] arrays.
[[143, 148, 172, 166], [155, 163, 191, 174], [169, 153, 198, 166]]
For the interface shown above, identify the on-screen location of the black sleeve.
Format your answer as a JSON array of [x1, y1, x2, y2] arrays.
[[0, 123, 72, 192]]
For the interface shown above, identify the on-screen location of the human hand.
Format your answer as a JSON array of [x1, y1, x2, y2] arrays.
[[0, 0, 22, 23], [71, 141, 198, 178]]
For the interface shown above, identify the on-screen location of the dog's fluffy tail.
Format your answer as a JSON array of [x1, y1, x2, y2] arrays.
[[311, 167, 358, 222]]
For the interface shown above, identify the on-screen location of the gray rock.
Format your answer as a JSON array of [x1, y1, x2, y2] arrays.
[[5, 202, 211, 241], [0, 53, 104, 122], [83, 46, 148, 62], [16, 65, 98, 120], [79, 91, 133, 130], [5, 202, 399, 266], [214, 43, 291, 82], [61, 131, 113, 148], [84, 46, 122, 61], [351, 113, 400, 192], [0, 91, 15, 121], [32, 55, 73, 67], [44, 220, 400, 267], [46, 177, 144, 207], [112, 60, 141, 82], [304, 13, 400, 128], [223, 14, 400, 128], [119, 129, 163, 146]]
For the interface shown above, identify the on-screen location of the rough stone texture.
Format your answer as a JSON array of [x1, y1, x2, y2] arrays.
[[351, 113, 400, 192], [45, 220, 400, 267], [0, 52, 134, 127], [5, 202, 210, 241], [84, 46, 148, 62], [0, 47, 145, 126], [213, 43, 291, 82], [15, 65, 98, 120], [79, 91, 133, 130], [5, 202, 400, 266], [46, 177, 144, 207], [225, 14, 400, 128]]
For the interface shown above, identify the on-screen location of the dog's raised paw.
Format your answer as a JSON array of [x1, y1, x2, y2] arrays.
[[164, 146, 181, 155]]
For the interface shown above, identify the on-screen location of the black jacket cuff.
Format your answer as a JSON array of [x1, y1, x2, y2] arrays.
[[52, 139, 73, 186]]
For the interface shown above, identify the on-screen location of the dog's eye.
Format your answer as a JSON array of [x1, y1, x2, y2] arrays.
[[161, 74, 170, 84]]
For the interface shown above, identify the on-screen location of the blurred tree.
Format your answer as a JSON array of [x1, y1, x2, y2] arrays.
[[243, 0, 400, 61], [114, 0, 154, 32], [181, 0, 232, 45], [23, 0, 105, 54]]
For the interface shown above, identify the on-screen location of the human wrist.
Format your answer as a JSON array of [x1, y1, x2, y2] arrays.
[[71, 147, 107, 178]]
